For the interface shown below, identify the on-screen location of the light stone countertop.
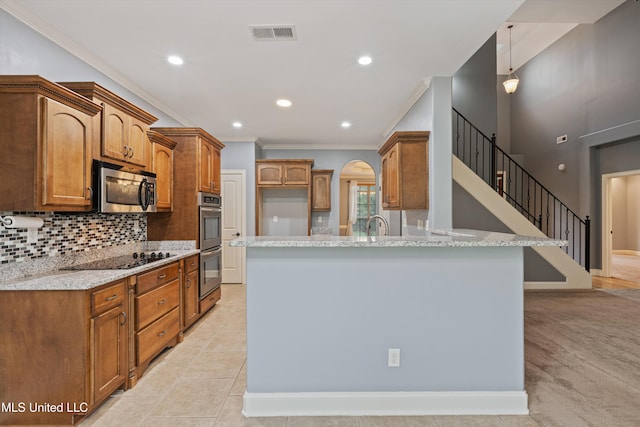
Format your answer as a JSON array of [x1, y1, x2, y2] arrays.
[[0, 241, 199, 291], [230, 229, 567, 248]]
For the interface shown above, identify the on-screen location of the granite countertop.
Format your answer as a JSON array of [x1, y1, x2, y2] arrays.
[[0, 241, 199, 291], [230, 229, 567, 248]]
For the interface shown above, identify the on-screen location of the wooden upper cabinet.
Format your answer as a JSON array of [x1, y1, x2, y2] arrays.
[[256, 159, 313, 187], [196, 135, 223, 195], [0, 76, 101, 212], [378, 131, 429, 210], [311, 169, 333, 211], [59, 81, 157, 170], [147, 130, 177, 212]]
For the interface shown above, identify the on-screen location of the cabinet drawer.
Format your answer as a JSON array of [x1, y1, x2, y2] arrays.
[[184, 255, 199, 273], [136, 307, 180, 365], [91, 281, 125, 316], [136, 279, 179, 330], [199, 286, 221, 315], [137, 262, 179, 295]]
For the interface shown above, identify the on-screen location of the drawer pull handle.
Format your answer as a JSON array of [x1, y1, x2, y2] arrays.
[[105, 295, 118, 301], [157, 330, 166, 337], [120, 312, 127, 325], [189, 263, 195, 267], [157, 299, 167, 305], [158, 274, 167, 279], [186, 279, 191, 289]]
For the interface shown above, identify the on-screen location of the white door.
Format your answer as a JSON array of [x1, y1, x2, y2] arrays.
[[221, 170, 246, 284]]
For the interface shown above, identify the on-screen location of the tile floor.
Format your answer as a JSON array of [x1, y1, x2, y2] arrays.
[[79, 284, 540, 427]]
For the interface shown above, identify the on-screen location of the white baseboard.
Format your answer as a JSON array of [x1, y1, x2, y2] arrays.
[[590, 269, 603, 277], [242, 391, 529, 417]]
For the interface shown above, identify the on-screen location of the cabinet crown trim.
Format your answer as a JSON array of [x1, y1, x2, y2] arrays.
[[0, 75, 102, 116], [147, 130, 178, 149], [151, 127, 225, 149], [58, 81, 158, 125], [378, 131, 430, 155]]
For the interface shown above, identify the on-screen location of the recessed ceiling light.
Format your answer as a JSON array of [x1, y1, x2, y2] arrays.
[[167, 55, 184, 65], [358, 56, 372, 66], [341, 121, 352, 128], [276, 99, 292, 107], [232, 121, 242, 128]]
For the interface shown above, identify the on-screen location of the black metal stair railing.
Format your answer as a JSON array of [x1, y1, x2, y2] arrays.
[[452, 108, 590, 271]]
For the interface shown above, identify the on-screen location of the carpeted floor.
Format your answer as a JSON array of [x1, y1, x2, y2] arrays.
[[525, 290, 640, 426]]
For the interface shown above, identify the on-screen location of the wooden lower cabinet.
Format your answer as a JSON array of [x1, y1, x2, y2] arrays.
[[0, 280, 128, 426], [183, 254, 200, 329], [199, 286, 222, 314], [133, 262, 181, 378], [0, 255, 219, 425]]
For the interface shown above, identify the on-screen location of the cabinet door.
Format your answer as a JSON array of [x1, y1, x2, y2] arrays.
[[101, 102, 128, 161], [184, 269, 199, 328], [283, 164, 309, 185], [199, 138, 214, 192], [41, 97, 93, 208], [127, 117, 150, 168], [212, 147, 221, 194], [257, 164, 283, 185], [312, 172, 332, 211], [154, 143, 173, 210], [92, 304, 127, 404], [382, 146, 399, 209]]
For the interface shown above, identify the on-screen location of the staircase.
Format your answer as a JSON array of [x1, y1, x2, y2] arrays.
[[452, 108, 591, 289]]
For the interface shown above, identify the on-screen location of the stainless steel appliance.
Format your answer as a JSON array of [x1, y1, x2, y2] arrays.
[[63, 252, 174, 270], [199, 246, 222, 298], [198, 192, 222, 298], [94, 160, 157, 213]]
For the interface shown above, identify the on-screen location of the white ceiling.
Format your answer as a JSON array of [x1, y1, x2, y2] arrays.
[[0, 0, 625, 150]]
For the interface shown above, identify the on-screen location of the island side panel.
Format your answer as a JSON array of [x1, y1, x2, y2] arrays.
[[245, 246, 524, 393]]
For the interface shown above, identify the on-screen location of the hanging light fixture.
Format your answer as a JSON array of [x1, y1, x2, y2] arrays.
[[503, 24, 519, 94]]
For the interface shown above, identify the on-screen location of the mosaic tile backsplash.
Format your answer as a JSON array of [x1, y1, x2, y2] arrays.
[[0, 211, 146, 264]]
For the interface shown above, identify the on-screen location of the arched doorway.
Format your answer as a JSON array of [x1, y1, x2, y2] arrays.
[[339, 160, 376, 236]]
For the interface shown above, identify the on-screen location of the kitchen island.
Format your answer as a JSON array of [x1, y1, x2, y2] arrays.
[[230, 230, 566, 417]]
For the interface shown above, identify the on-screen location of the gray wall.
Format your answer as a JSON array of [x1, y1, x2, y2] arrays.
[[508, 0, 640, 268], [221, 140, 259, 236], [452, 34, 498, 139]]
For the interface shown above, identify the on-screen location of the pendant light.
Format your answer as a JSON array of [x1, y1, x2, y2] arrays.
[[503, 25, 519, 94]]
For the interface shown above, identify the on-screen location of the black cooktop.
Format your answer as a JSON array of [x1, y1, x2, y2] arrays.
[[63, 252, 173, 270]]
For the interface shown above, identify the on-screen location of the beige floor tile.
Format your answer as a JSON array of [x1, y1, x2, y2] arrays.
[[139, 416, 217, 427], [214, 395, 286, 426], [205, 330, 247, 352], [230, 361, 247, 395], [360, 415, 438, 426], [185, 350, 246, 379], [499, 415, 541, 427], [429, 415, 508, 426], [125, 356, 188, 397], [286, 416, 361, 427], [77, 393, 121, 426], [83, 394, 162, 427], [151, 377, 234, 417]]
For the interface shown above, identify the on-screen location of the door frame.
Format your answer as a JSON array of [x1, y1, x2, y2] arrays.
[[222, 169, 246, 284], [601, 169, 640, 277]]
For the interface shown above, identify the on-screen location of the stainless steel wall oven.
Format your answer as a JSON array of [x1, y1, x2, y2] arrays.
[[198, 192, 222, 299]]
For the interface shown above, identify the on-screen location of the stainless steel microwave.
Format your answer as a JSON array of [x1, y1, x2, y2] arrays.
[[93, 160, 157, 213]]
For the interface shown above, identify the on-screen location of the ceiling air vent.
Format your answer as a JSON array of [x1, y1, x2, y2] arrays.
[[249, 25, 297, 41]]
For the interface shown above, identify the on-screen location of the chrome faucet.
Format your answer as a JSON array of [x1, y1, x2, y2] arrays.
[[366, 215, 389, 236]]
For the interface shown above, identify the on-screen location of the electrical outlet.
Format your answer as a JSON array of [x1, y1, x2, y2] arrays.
[[318, 216, 323, 224], [27, 228, 38, 244], [556, 134, 568, 144], [388, 348, 400, 367], [273, 215, 278, 223]]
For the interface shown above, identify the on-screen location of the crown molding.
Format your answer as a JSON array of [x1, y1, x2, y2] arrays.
[[261, 143, 378, 151], [0, 0, 193, 127]]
